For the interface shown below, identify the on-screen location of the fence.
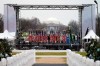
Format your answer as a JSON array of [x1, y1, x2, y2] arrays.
[[67, 49, 100, 66], [0, 50, 67, 66], [1, 49, 100, 66], [0, 50, 35, 66]]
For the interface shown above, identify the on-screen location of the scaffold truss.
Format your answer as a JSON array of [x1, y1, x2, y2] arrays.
[[8, 4, 92, 10]]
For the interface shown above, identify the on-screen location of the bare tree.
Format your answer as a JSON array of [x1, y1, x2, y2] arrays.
[[19, 17, 45, 32], [68, 20, 80, 35], [0, 14, 3, 32], [19, 18, 32, 32]]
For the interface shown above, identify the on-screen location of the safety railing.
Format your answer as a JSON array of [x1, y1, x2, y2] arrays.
[[0, 50, 35, 66], [67, 49, 100, 66], [1, 49, 99, 66]]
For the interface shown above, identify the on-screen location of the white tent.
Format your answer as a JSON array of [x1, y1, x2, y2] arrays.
[[83, 30, 99, 40], [0, 30, 15, 40], [9, 32, 16, 37]]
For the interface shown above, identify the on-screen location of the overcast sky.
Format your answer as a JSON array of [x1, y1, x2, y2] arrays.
[[0, 0, 100, 26]]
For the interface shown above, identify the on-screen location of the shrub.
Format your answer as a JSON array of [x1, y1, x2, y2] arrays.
[[0, 39, 12, 61], [86, 39, 100, 61]]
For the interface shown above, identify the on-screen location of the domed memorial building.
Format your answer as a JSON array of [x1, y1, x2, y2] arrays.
[[44, 18, 62, 34]]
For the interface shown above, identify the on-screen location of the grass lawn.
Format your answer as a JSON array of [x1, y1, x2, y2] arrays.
[[36, 57, 41, 59], [36, 52, 66, 56], [76, 52, 87, 56], [12, 52, 20, 55], [36, 52, 67, 61], [63, 57, 67, 62], [12, 52, 67, 56]]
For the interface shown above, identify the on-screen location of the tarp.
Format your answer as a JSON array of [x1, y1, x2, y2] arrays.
[[82, 30, 99, 39], [0, 30, 15, 40]]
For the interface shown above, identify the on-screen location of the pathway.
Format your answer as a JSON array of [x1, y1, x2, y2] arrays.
[[36, 57, 66, 64], [33, 57, 68, 66], [33, 64, 68, 66]]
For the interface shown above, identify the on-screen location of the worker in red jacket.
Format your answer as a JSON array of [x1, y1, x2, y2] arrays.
[[32, 35, 35, 42], [54, 34, 57, 43], [62, 35, 66, 43], [35, 35, 38, 43], [50, 34, 53, 43], [28, 34, 33, 42], [57, 34, 60, 43]]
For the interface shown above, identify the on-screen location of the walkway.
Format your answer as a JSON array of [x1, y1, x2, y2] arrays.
[[33, 64, 68, 66], [33, 57, 68, 66], [36, 57, 66, 64]]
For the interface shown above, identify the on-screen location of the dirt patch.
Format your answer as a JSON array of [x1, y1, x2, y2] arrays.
[[36, 57, 66, 64]]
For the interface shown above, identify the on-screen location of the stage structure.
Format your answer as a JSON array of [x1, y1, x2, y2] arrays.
[[4, 4, 96, 40]]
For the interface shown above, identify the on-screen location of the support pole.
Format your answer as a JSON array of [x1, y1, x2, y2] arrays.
[[78, 6, 84, 47], [16, 8, 19, 37], [14, 7, 20, 46], [97, 3, 99, 36]]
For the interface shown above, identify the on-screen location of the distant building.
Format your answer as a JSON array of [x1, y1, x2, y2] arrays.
[[44, 18, 64, 34], [46, 23, 60, 34]]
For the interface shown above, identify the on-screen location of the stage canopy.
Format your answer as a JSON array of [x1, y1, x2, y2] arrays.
[[83, 30, 99, 40], [0, 30, 15, 40]]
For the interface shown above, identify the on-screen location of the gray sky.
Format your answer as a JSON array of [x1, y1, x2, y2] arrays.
[[0, 0, 100, 26], [20, 10, 78, 25]]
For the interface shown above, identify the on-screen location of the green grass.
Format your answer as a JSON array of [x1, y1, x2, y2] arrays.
[[36, 57, 41, 59], [12, 52, 20, 55], [36, 52, 66, 56], [36, 52, 67, 60], [76, 52, 87, 56], [62, 58, 67, 62]]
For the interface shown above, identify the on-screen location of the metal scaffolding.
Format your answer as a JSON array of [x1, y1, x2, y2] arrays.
[[6, 4, 92, 44]]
